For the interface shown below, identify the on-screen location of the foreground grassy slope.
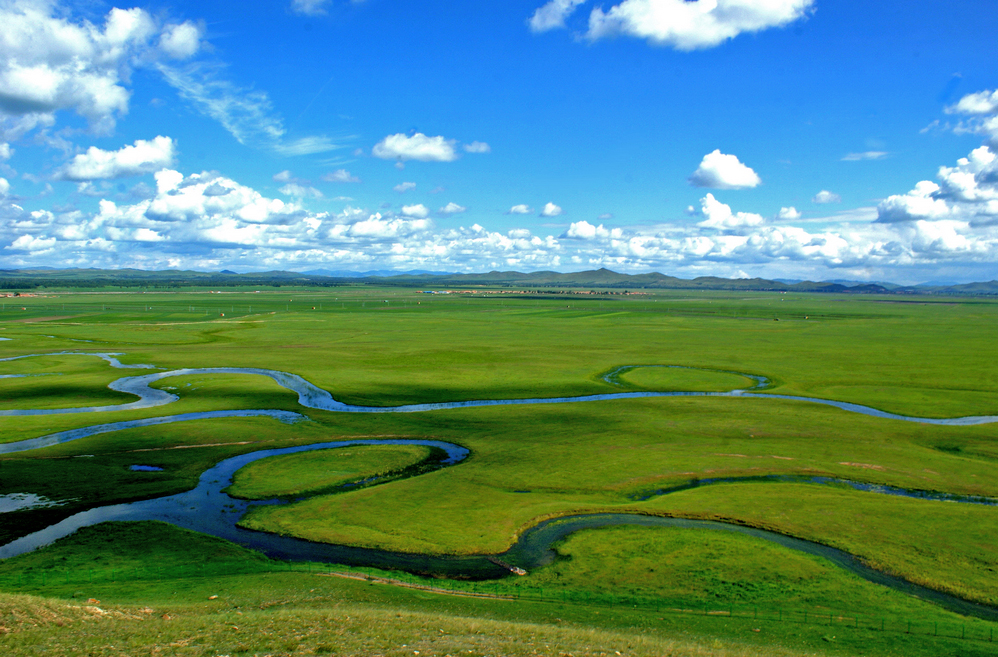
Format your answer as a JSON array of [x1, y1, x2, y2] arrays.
[[2, 522, 996, 657]]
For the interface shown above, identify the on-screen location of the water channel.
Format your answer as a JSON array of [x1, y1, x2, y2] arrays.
[[2, 352, 998, 620]]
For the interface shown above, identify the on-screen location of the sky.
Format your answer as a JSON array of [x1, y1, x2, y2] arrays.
[[0, 0, 996, 284]]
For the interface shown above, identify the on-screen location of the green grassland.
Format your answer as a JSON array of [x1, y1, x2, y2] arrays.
[[227, 444, 432, 499], [1, 521, 996, 657], [1, 286, 998, 655], [612, 365, 759, 391]]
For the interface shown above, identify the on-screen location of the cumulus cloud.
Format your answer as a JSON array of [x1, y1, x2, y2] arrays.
[[394, 181, 417, 193], [0, 177, 9, 196], [401, 203, 430, 219], [776, 206, 801, 220], [529, 0, 587, 32], [540, 202, 563, 217], [561, 220, 621, 240], [946, 89, 998, 147], [373, 133, 458, 162], [842, 151, 888, 161], [0, 143, 12, 160], [697, 193, 764, 230], [507, 204, 533, 214], [2, 166, 997, 281], [57, 136, 176, 181], [0, 2, 203, 135], [812, 190, 841, 204], [947, 89, 998, 116], [586, 0, 814, 50], [158, 21, 203, 59], [6, 233, 56, 252], [463, 141, 491, 154], [321, 169, 360, 183], [689, 150, 761, 189], [439, 202, 466, 215], [878, 146, 998, 226]]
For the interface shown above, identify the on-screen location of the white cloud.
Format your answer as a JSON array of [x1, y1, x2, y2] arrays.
[[156, 63, 336, 156], [401, 204, 430, 219], [841, 151, 888, 161], [273, 170, 295, 183], [6, 234, 56, 252], [945, 90, 998, 148], [463, 141, 491, 154], [776, 206, 801, 220], [321, 169, 360, 183], [0, 143, 12, 160], [689, 150, 761, 189], [598, 212, 614, 220], [877, 145, 998, 226], [947, 90, 998, 116], [697, 193, 764, 230], [373, 133, 458, 162], [346, 213, 432, 239], [291, 0, 331, 16], [0, 2, 203, 135], [58, 136, 176, 181], [561, 220, 622, 240], [158, 21, 203, 60], [507, 204, 533, 214], [279, 183, 323, 199], [812, 190, 841, 204], [394, 181, 417, 193], [540, 202, 563, 217], [0, 177, 9, 196], [529, 0, 587, 32], [936, 146, 998, 205], [439, 202, 467, 215], [586, 0, 814, 50], [274, 136, 340, 156]]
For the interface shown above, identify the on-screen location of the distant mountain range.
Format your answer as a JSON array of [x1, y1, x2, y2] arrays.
[[0, 267, 996, 296]]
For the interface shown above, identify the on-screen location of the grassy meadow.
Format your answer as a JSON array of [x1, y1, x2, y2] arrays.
[[1, 285, 997, 655]]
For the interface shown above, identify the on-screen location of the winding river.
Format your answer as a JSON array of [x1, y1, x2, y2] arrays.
[[2, 352, 998, 620], [0, 354, 995, 426], [1, 437, 996, 621]]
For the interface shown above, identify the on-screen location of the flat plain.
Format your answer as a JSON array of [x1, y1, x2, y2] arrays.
[[1, 285, 997, 656]]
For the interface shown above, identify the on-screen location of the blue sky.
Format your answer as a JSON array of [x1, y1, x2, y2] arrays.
[[0, 0, 996, 283]]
